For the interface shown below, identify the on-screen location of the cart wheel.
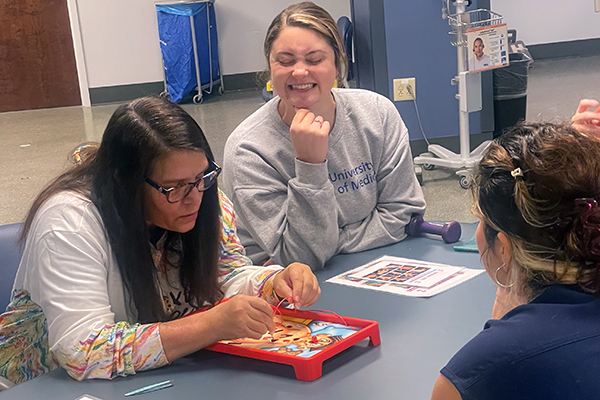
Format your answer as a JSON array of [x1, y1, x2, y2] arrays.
[[218, 85, 224, 95], [423, 163, 435, 171], [159, 91, 171, 101], [193, 94, 203, 104], [459, 175, 470, 190]]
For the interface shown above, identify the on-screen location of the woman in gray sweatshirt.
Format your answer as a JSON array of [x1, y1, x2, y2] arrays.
[[223, 2, 426, 270]]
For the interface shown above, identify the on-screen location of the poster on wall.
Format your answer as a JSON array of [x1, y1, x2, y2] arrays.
[[467, 23, 509, 73]]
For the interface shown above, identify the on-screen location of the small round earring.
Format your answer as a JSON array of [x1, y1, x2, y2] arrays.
[[494, 262, 515, 288]]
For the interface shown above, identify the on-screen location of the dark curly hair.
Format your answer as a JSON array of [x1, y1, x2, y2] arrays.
[[472, 121, 600, 298]]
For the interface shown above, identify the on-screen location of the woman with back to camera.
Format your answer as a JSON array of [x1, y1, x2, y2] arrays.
[[0, 97, 319, 385], [431, 122, 600, 400], [223, 2, 426, 271]]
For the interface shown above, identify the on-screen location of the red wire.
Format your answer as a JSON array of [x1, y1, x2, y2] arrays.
[[273, 296, 293, 320], [305, 309, 348, 326], [273, 296, 348, 326]]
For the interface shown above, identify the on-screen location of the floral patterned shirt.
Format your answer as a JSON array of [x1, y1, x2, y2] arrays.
[[0, 190, 282, 384]]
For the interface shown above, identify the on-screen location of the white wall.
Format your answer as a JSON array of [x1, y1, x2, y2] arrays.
[[72, 1, 599, 89], [75, 0, 351, 89], [77, 0, 164, 88], [492, 0, 600, 45], [216, 0, 350, 75]]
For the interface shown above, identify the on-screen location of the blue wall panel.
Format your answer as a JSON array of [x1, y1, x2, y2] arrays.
[[382, 1, 485, 141]]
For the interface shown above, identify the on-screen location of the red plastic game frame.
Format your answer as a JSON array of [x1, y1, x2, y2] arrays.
[[205, 307, 380, 381]]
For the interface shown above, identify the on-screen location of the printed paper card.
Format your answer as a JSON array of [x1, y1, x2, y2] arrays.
[[327, 256, 485, 298], [345, 258, 463, 288]]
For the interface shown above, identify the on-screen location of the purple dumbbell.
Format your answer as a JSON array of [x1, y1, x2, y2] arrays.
[[407, 215, 462, 244]]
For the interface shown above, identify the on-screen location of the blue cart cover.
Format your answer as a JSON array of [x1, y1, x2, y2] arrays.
[[156, 2, 220, 103]]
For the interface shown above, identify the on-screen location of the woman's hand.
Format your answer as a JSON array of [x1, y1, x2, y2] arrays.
[[206, 295, 276, 340], [289, 108, 330, 164], [572, 99, 600, 137], [160, 295, 275, 362], [273, 262, 321, 309]]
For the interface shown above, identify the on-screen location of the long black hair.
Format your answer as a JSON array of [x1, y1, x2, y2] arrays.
[[22, 97, 222, 323]]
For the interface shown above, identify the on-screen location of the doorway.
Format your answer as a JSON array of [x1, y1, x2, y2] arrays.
[[0, 0, 81, 112]]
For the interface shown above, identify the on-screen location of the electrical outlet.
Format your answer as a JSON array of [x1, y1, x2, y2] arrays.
[[393, 78, 416, 101]]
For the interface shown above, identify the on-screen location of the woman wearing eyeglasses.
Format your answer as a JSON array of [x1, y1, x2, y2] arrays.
[[1, 97, 320, 385]]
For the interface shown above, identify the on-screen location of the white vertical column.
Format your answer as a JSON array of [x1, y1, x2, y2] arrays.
[[454, 0, 470, 159], [67, 0, 91, 107]]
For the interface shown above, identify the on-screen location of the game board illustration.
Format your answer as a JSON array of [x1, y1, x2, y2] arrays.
[[205, 307, 381, 381], [220, 315, 360, 358]]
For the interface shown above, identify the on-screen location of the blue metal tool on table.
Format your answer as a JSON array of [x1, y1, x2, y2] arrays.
[[124, 380, 173, 397]]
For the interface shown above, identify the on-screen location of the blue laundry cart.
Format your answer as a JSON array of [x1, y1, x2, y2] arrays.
[[156, 0, 224, 104]]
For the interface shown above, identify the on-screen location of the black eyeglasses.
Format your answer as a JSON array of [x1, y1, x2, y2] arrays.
[[146, 161, 221, 203]]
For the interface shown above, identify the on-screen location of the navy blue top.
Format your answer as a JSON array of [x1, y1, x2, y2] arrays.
[[442, 285, 600, 400]]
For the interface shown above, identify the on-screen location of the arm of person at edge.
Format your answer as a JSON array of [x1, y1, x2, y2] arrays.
[[28, 195, 319, 380], [572, 99, 600, 137], [431, 374, 463, 400], [336, 95, 426, 254], [228, 110, 341, 270]]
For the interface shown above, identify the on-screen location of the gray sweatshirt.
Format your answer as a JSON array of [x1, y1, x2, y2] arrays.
[[223, 88, 426, 270]]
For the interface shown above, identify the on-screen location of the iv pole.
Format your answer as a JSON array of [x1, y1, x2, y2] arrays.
[[413, 0, 502, 189]]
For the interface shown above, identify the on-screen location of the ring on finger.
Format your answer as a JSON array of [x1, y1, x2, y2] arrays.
[[314, 116, 324, 126]]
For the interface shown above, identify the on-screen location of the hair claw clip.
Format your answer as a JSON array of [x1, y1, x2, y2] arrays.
[[511, 167, 523, 178]]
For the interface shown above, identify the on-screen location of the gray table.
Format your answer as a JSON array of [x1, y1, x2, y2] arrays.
[[2, 224, 497, 400]]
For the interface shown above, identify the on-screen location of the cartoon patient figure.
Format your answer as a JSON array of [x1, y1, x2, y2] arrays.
[[221, 316, 347, 354], [294, 334, 343, 351], [220, 314, 359, 358], [221, 316, 312, 348], [270, 334, 344, 356]]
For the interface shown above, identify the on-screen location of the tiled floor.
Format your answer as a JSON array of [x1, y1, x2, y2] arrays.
[[1, 55, 599, 226]]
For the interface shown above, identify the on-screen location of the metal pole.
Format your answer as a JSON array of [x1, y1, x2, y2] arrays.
[[212, 1, 224, 93], [190, 14, 203, 101], [454, 0, 470, 161], [206, 3, 213, 93]]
